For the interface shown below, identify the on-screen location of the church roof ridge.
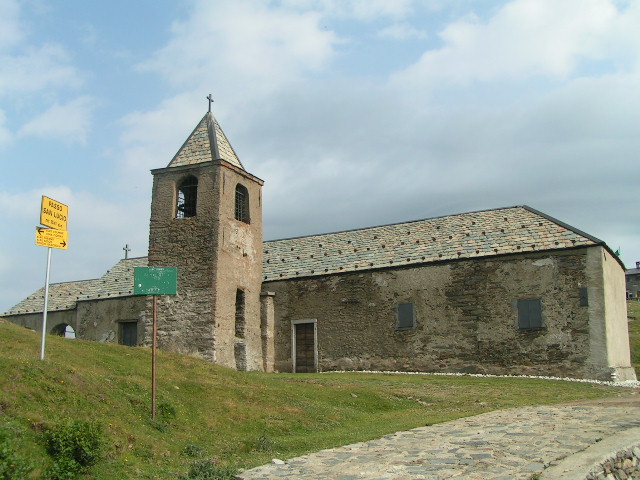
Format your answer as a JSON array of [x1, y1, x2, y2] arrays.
[[167, 112, 244, 170], [262, 205, 607, 282]]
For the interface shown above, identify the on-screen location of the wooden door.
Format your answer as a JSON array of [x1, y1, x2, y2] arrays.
[[294, 323, 316, 373], [121, 322, 138, 347]]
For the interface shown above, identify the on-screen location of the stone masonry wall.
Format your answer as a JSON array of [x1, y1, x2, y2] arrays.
[[77, 296, 146, 344], [148, 161, 264, 368], [208, 168, 264, 371], [586, 446, 640, 480], [268, 248, 602, 378], [148, 163, 219, 360]]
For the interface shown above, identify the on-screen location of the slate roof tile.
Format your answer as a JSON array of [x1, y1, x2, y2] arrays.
[[3, 206, 607, 316], [262, 206, 601, 282], [168, 113, 244, 170], [3, 257, 148, 316]]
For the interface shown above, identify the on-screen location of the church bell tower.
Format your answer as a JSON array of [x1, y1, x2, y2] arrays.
[[147, 103, 264, 370]]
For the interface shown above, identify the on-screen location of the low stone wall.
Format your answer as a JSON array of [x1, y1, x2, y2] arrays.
[[586, 446, 640, 479], [540, 428, 640, 480]]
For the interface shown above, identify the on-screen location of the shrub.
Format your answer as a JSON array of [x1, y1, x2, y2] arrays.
[[148, 419, 169, 433], [158, 401, 177, 421], [44, 457, 81, 480], [253, 434, 275, 453], [180, 458, 238, 480], [0, 427, 33, 479], [43, 420, 103, 479], [182, 444, 205, 458]]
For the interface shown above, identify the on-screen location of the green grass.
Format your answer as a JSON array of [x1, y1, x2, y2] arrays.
[[628, 299, 640, 375], [0, 318, 634, 479]]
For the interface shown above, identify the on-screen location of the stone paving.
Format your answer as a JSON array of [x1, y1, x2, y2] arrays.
[[238, 404, 640, 480]]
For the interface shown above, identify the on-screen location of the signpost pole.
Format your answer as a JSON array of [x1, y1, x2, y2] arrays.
[[152, 295, 157, 420], [133, 266, 177, 420], [40, 247, 52, 361]]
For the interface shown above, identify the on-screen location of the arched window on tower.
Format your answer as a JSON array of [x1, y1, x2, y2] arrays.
[[235, 184, 250, 223], [176, 175, 198, 218]]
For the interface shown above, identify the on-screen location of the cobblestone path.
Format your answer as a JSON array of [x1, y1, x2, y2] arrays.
[[238, 405, 640, 480]]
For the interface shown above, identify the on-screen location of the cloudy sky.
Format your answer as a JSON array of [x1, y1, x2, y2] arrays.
[[1, 0, 639, 312]]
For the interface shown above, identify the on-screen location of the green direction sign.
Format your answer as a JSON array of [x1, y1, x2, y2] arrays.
[[134, 267, 177, 295]]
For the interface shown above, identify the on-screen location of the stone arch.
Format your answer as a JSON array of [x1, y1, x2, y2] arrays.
[[50, 323, 76, 339]]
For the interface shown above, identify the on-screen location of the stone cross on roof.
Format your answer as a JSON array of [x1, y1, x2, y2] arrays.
[[207, 94, 213, 113]]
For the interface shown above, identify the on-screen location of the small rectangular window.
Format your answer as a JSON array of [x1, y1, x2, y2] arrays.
[[579, 287, 588, 306], [517, 299, 543, 329], [235, 289, 246, 338], [397, 302, 415, 329]]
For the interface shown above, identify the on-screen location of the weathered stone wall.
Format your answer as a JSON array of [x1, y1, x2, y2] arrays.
[[148, 162, 218, 360], [586, 446, 640, 480], [3, 309, 77, 335], [209, 167, 264, 371], [148, 160, 264, 369], [3, 296, 146, 344], [267, 247, 626, 379], [76, 296, 146, 344], [628, 276, 640, 298]]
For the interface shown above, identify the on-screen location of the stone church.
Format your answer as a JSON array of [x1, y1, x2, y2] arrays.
[[3, 109, 636, 382]]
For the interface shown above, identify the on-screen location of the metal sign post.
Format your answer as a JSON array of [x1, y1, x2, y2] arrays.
[[152, 295, 158, 420], [36, 195, 69, 361], [40, 247, 52, 361], [133, 266, 178, 420]]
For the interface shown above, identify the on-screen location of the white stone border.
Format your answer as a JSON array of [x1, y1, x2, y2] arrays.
[[322, 370, 640, 388]]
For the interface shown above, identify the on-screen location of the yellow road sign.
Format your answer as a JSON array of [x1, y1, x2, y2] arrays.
[[40, 196, 68, 231], [36, 227, 68, 249]]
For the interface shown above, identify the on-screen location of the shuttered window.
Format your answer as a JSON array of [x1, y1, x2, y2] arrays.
[[579, 287, 589, 306], [517, 299, 543, 329], [397, 302, 416, 329]]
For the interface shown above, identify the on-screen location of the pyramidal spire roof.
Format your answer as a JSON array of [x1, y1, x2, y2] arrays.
[[167, 112, 244, 170]]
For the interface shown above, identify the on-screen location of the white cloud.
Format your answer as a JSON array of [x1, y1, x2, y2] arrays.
[[118, 94, 203, 182], [0, 109, 11, 145], [140, 0, 337, 96], [377, 23, 428, 40], [305, 0, 415, 21], [393, 0, 631, 89], [0, 43, 82, 95], [0, 0, 22, 50], [0, 0, 82, 97], [18, 96, 93, 144]]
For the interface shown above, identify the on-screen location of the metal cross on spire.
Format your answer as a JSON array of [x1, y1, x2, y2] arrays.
[[123, 244, 131, 259], [207, 94, 214, 113]]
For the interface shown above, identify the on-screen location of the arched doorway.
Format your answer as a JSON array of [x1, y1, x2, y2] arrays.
[[50, 323, 76, 339]]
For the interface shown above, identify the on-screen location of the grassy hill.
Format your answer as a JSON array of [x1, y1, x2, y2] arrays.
[[0, 317, 637, 479]]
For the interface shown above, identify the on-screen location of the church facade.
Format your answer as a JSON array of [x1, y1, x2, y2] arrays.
[[3, 111, 635, 382]]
